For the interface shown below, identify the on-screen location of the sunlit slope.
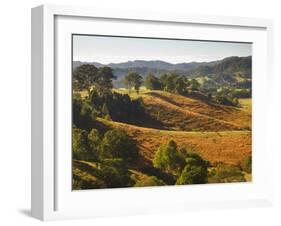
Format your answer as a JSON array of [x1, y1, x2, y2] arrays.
[[97, 118, 251, 166], [138, 91, 251, 131], [115, 90, 251, 131]]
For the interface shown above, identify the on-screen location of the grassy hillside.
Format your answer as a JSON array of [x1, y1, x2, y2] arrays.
[[76, 89, 251, 167], [72, 60, 252, 189], [115, 90, 251, 131], [96, 117, 251, 166], [73, 160, 169, 188]]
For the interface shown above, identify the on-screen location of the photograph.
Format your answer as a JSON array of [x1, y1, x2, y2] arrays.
[[72, 34, 252, 190]]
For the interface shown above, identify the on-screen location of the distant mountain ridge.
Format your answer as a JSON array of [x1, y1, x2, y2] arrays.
[[73, 56, 251, 88], [73, 59, 220, 72]]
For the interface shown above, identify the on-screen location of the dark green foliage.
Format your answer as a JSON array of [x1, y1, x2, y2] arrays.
[[90, 89, 147, 124], [164, 73, 177, 92], [73, 64, 98, 94], [153, 140, 186, 176], [101, 103, 111, 120], [174, 76, 187, 94], [176, 165, 207, 185], [214, 88, 240, 107], [189, 56, 251, 77], [208, 164, 246, 183], [240, 156, 252, 173], [233, 89, 251, 98], [99, 129, 138, 163], [201, 78, 217, 90], [99, 158, 133, 188], [96, 66, 116, 95], [73, 64, 116, 96], [87, 129, 101, 154], [185, 151, 210, 168], [72, 94, 95, 130], [72, 128, 138, 189], [153, 140, 209, 184], [72, 128, 99, 162], [72, 160, 130, 189], [189, 78, 200, 91], [145, 73, 162, 90], [123, 72, 143, 93], [72, 128, 94, 161], [176, 151, 209, 185], [159, 73, 191, 95], [134, 176, 166, 187]]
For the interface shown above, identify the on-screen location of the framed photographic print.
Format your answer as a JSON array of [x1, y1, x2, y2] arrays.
[[31, 4, 274, 221]]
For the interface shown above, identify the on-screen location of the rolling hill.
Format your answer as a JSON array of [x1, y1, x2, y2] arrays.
[[96, 118, 251, 166], [91, 90, 251, 166], [115, 90, 251, 131]]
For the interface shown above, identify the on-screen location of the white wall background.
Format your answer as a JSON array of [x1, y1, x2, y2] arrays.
[[0, 0, 280, 225]]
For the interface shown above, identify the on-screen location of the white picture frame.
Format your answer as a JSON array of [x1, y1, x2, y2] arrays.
[[31, 4, 274, 221]]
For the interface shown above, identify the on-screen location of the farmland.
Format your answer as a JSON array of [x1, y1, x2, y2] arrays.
[[72, 56, 252, 189]]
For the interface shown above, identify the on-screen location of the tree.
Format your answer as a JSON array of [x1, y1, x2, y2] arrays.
[[72, 94, 95, 130], [96, 66, 116, 95], [159, 73, 169, 89], [176, 152, 209, 185], [145, 73, 162, 90], [153, 140, 185, 176], [87, 129, 101, 160], [72, 128, 90, 160], [99, 158, 132, 188], [215, 88, 240, 107], [176, 165, 207, 185], [99, 129, 138, 162], [165, 74, 177, 92], [101, 103, 111, 120], [189, 78, 200, 91], [123, 72, 143, 94], [174, 76, 187, 94], [73, 64, 98, 95]]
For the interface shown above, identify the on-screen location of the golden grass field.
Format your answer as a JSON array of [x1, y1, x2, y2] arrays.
[[97, 118, 251, 166], [73, 89, 252, 186], [95, 90, 252, 167]]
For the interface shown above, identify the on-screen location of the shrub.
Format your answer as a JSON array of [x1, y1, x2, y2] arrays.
[[233, 89, 251, 98], [73, 95, 95, 130], [153, 140, 185, 176], [99, 158, 132, 188], [176, 151, 209, 185], [87, 129, 101, 160], [208, 164, 246, 183], [99, 129, 138, 162], [176, 165, 207, 185], [72, 128, 90, 160], [214, 88, 241, 107], [145, 73, 162, 90], [90, 90, 146, 124]]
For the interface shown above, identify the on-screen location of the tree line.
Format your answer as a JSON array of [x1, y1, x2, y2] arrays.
[[73, 64, 250, 108]]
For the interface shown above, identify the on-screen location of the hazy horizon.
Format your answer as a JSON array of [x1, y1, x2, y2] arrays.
[[73, 35, 252, 64], [73, 55, 252, 65]]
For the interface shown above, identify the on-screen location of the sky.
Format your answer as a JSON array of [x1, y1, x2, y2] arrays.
[[72, 35, 252, 64]]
